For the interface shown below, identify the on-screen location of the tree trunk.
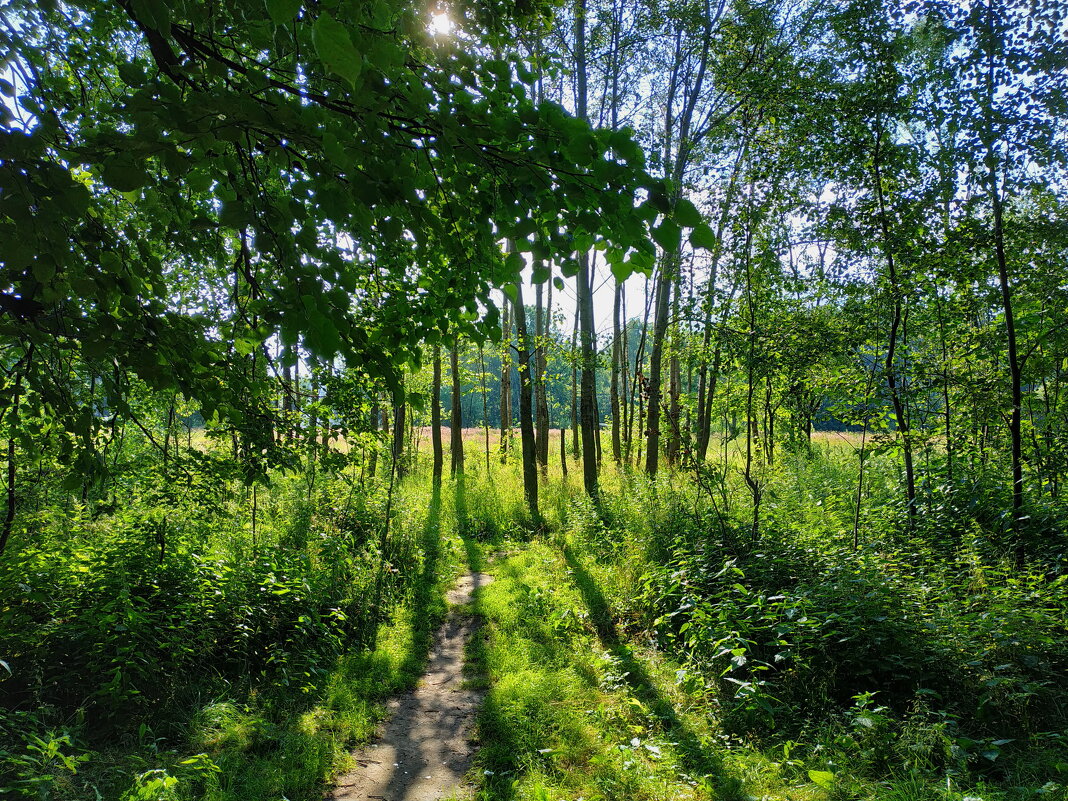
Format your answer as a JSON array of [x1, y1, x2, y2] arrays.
[[512, 284, 540, 518], [432, 346, 443, 486], [991, 164, 1023, 527], [534, 270, 550, 477], [872, 128, 917, 526], [391, 385, 406, 479], [281, 353, 294, 441], [577, 251, 599, 496], [574, 0, 599, 497], [292, 356, 301, 441], [645, 250, 676, 476], [620, 283, 631, 463], [451, 342, 464, 476], [571, 300, 580, 460], [643, 3, 714, 475], [500, 299, 512, 462], [742, 224, 762, 541], [666, 276, 683, 464], [368, 397, 380, 479], [935, 293, 953, 483], [555, 427, 565, 478], [308, 359, 320, 477], [629, 275, 652, 465], [479, 344, 491, 474], [694, 148, 745, 462], [610, 282, 623, 463], [0, 366, 25, 556], [696, 289, 735, 463]]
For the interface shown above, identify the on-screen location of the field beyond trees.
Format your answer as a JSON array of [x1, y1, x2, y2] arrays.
[[2, 0, 1068, 799]]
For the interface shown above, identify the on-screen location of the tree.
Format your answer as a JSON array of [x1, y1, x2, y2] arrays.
[[573, 0, 601, 498], [432, 346, 444, 486], [450, 342, 464, 476], [0, 0, 658, 496], [938, 0, 1068, 528], [511, 281, 540, 518]]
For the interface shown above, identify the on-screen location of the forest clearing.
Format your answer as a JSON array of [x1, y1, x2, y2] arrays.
[[2, 0, 1067, 800]]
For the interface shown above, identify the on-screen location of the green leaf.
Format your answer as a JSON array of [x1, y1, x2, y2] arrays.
[[485, 59, 511, 84], [370, 0, 392, 29], [366, 37, 405, 73], [219, 201, 253, 229], [266, 0, 301, 25], [635, 200, 659, 222], [808, 770, 835, 790], [629, 246, 654, 273], [234, 337, 257, 356], [131, 0, 171, 33], [610, 259, 631, 284], [32, 259, 56, 283], [689, 223, 716, 251], [502, 283, 518, 303], [574, 231, 594, 252], [609, 128, 643, 165], [553, 276, 564, 291], [673, 197, 702, 228], [186, 170, 212, 193], [651, 218, 681, 251], [55, 183, 90, 216], [117, 62, 143, 87], [313, 13, 363, 88], [102, 160, 148, 192], [504, 250, 524, 274]]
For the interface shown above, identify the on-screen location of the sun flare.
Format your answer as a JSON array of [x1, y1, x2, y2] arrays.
[[430, 11, 453, 36]]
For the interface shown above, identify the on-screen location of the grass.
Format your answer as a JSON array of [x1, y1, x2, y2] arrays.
[[6, 440, 1066, 801], [178, 479, 467, 801], [456, 459, 1068, 801], [11, 598, 450, 801], [466, 537, 843, 801], [1, 469, 469, 801]]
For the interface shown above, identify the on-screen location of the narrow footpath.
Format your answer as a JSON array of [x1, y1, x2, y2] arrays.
[[327, 571, 493, 801]]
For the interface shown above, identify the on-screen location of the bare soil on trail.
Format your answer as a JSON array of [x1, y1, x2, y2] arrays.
[[327, 572, 493, 801]]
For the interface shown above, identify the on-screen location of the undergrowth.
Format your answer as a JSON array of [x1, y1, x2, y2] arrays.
[[3, 444, 1067, 801], [541, 450, 1068, 801], [0, 461, 465, 800]]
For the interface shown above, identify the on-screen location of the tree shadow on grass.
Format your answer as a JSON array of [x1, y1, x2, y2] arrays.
[[464, 545, 741, 801], [323, 485, 488, 801], [454, 474, 469, 538], [561, 544, 745, 798]]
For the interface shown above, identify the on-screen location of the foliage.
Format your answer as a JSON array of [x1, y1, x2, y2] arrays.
[[0, 460, 455, 799]]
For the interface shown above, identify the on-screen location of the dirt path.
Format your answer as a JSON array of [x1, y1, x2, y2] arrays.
[[328, 571, 493, 801]]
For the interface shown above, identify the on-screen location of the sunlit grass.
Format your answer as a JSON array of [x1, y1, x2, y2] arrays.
[[7, 444, 1061, 801]]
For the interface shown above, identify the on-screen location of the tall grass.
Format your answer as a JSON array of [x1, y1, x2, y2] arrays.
[[535, 444, 1068, 801], [3, 435, 1065, 800]]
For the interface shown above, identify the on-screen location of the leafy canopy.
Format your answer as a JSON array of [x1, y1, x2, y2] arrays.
[[0, 0, 672, 463]]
